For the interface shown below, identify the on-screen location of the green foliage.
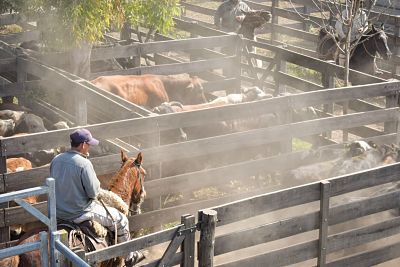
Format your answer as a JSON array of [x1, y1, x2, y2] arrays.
[[287, 63, 322, 85], [292, 138, 312, 151], [0, 24, 23, 34], [11, 0, 180, 49], [127, 0, 181, 34]]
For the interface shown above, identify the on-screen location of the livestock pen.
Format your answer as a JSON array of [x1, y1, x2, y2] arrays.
[[1, 8, 400, 266]]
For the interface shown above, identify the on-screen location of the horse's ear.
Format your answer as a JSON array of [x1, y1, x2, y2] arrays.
[[380, 23, 385, 30], [121, 150, 128, 162], [135, 152, 143, 165]]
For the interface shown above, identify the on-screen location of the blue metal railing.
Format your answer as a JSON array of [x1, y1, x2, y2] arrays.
[[0, 178, 89, 267]]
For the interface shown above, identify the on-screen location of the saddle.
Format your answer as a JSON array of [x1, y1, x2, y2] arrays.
[[57, 219, 110, 252]]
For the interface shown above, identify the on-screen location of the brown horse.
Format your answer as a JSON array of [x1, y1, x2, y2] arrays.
[[91, 74, 206, 108], [12, 151, 146, 267]]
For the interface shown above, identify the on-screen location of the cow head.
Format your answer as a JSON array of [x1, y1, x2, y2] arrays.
[[185, 76, 207, 104], [0, 119, 15, 137]]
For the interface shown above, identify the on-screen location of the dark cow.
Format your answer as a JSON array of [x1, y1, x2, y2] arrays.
[[14, 113, 47, 134]]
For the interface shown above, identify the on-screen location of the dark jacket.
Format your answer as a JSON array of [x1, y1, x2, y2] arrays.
[[214, 0, 251, 32]]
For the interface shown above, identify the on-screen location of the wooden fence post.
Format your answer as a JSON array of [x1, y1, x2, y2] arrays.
[[75, 90, 87, 126], [274, 55, 286, 96], [303, 4, 310, 31], [271, 0, 279, 43], [198, 209, 217, 267], [16, 56, 28, 106], [393, 17, 400, 78], [0, 139, 9, 243], [318, 180, 330, 267], [384, 92, 399, 134], [181, 214, 195, 267], [322, 73, 335, 139]]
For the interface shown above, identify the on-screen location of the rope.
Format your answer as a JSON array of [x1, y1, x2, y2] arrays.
[[99, 199, 118, 245]]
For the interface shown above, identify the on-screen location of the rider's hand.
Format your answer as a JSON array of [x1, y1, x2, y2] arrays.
[[236, 15, 245, 22]]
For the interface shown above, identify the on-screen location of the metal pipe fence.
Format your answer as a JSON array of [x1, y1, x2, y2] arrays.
[[0, 178, 89, 267]]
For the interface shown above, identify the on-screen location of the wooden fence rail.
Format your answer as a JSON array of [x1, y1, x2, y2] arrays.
[[199, 162, 400, 267]]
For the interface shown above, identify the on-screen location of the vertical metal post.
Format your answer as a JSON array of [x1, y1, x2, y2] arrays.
[[318, 181, 330, 267], [181, 214, 195, 267], [39, 231, 49, 267], [198, 209, 217, 267], [46, 178, 57, 266]]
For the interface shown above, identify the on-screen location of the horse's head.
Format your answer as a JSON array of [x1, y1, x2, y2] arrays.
[[109, 151, 146, 215], [238, 10, 271, 39], [370, 24, 392, 60]]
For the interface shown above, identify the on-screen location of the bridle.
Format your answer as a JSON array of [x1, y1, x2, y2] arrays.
[[127, 159, 145, 215], [359, 30, 388, 59]]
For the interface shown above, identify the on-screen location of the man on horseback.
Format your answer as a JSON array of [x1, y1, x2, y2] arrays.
[[335, 0, 368, 43], [50, 128, 145, 266], [214, 0, 251, 32]]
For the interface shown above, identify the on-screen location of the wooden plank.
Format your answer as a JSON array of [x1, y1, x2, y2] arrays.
[[216, 240, 318, 267], [275, 71, 324, 91], [326, 241, 400, 267], [86, 225, 183, 264], [3, 79, 400, 155], [212, 162, 400, 226], [0, 30, 40, 44], [0, 82, 24, 97], [129, 186, 281, 232], [0, 58, 16, 73], [144, 253, 183, 267], [213, 189, 400, 256], [157, 232, 185, 267], [91, 56, 236, 77], [90, 35, 238, 61]]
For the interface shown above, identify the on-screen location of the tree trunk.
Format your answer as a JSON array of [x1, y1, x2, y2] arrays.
[[68, 42, 92, 80]]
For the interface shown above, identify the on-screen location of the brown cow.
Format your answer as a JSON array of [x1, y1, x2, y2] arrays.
[[91, 74, 206, 108], [6, 158, 45, 239]]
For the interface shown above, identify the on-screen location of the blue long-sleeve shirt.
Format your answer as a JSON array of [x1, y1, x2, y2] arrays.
[[50, 150, 100, 220]]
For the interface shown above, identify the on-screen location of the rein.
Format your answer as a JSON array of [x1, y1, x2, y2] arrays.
[[358, 31, 385, 59], [99, 199, 118, 245]]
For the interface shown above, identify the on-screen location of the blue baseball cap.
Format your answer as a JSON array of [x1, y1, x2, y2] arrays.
[[70, 128, 99, 146]]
